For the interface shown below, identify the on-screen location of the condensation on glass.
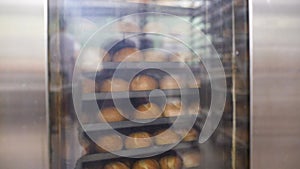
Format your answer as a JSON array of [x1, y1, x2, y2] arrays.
[[48, 0, 249, 169]]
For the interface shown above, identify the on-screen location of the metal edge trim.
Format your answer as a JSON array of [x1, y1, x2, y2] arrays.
[[44, 0, 50, 168], [248, 0, 254, 169]]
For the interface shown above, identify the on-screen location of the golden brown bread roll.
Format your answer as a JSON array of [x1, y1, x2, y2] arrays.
[[98, 107, 126, 122], [175, 128, 198, 142], [130, 75, 158, 91], [132, 159, 160, 169], [159, 76, 181, 90], [183, 128, 199, 142], [82, 78, 101, 93], [117, 21, 141, 33], [80, 48, 110, 71], [181, 151, 202, 168], [154, 129, 180, 145], [163, 101, 183, 117], [100, 78, 129, 92], [159, 155, 182, 169], [78, 135, 93, 155], [104, 162, 129, 169], [143, 50, 167, 62], [134, 103, 162, 120], [96, 134, 123, 152], [188, 76, 201, 88], [125, 132, 153, 149], [113, 48, 142, 62], [169, 53, 185, 62], [120, 159, 132, 168], [187, 102, 201, 115]]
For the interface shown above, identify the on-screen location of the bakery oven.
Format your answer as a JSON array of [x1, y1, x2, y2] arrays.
[[48, 0, 249, 169], [2, 0, 300, 169]]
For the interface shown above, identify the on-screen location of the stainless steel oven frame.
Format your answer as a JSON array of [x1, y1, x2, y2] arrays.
[[1, 0, 300, 169]]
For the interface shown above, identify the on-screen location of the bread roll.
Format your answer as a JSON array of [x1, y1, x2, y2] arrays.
[[113, 48, 142, 62], [81, 146, 90, 156], [78, 134, 93, 155], [96, 134, 123, 152], [143, 50, 167, 62], [82, 78, 101, 93], [104, 162, 129, 169], [154, 129, 180, 145], [100, 78, 129, 92], [143, 22, 168, 33], [183, 128, 199, 142], [169, 53, 185, 62], [98, 107, 125, 122], [188, 76, 201, 88], [80, 47, 100, 71], [117, 21, 140, 33], [163, 101, 183, 117], [159, 76, 179, 89], [81, 48, 110, 71], [130, 75, 158, 91], [181, 151, 202, 168], [119, 159, 132, 168], [159, 76, 180, 90], [187, 102, 201, 115], [125, 132, 153, 149], [134, 103, 162, 120], [132, 159, 160, 169], [159, 155, 182, 169], [175, 128, 198, 142]]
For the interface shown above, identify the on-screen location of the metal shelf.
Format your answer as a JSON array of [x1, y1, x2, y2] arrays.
[[82, 62, 201, 71], [80, 114, 204, 132], [82, 88, 201, 101], [75, 141, 199, 169], [70, 1, 199, 17]]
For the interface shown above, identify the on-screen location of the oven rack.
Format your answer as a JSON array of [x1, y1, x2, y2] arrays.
[[82, 88, 201, 101], [79, 114, 204, 133], [67, 0, 207, 18], [81, 62, 202, 71], [75, 141, 200, 169]]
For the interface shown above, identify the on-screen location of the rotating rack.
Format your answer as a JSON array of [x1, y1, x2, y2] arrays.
[[64, 0, 250, 168], [78, 63, 206, 168]]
